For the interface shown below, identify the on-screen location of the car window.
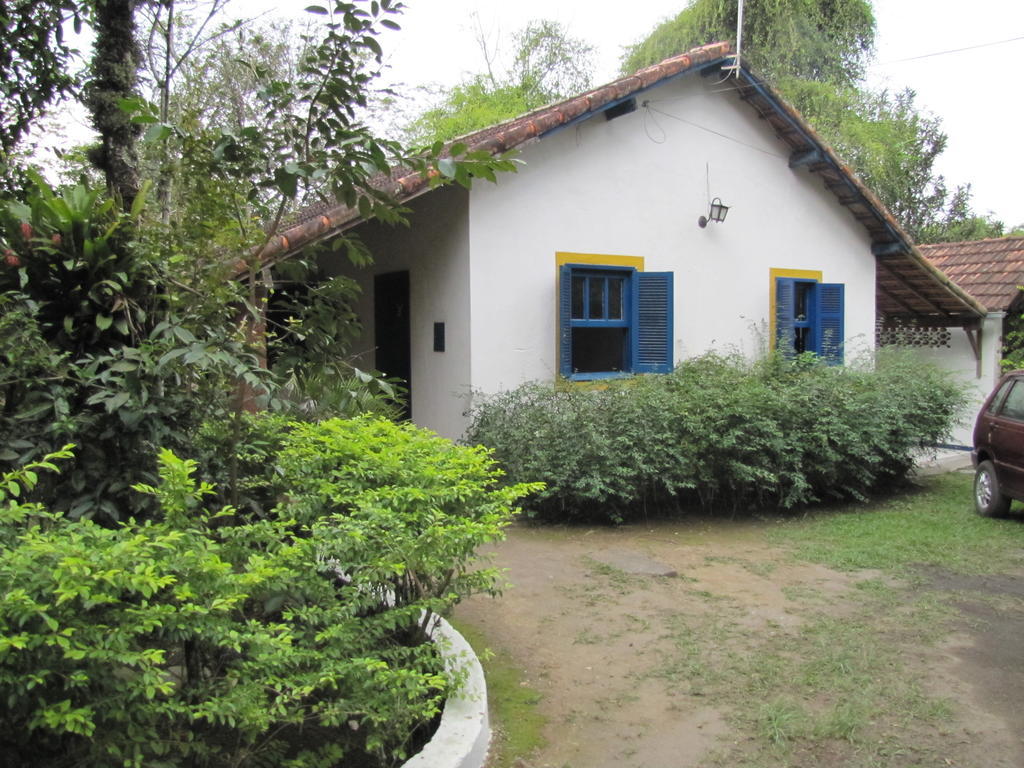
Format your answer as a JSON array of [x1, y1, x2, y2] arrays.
[[987, 380, 1014, 413], [999, 380, 1024, 421]]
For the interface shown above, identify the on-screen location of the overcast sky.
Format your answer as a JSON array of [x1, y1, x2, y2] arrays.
[[369, 0, 1024, 227]]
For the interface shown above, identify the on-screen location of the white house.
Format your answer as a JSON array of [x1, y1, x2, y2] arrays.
[[260, 42, 989, 440]]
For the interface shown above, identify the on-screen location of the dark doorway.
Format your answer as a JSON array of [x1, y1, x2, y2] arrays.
[[374, 271, 411, 419]]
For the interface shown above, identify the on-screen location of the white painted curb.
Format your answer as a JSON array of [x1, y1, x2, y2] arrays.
[[402, 614, 490, 768]]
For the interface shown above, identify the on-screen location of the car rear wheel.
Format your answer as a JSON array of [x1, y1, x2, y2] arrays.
[[975, 460, 1012, 517]]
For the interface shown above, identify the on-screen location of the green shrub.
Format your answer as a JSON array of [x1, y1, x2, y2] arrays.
[[1002, 310, 1023, 371], [276, 416, 542, 611], [0, 418, 535, 767], [0, 177, 274, 523], [465, 350, 966, 522], [194, 411, 296, 515], [1, 178, 409, 525]]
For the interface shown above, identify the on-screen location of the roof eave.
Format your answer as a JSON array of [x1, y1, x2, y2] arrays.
[[718, 63, 986, 321], [253, 46, 989, 324], [252, 42, 735, 269]]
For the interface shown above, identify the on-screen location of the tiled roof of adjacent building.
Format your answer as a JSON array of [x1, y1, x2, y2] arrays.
[[920, 237, 1024, 313], [253, 42, 986, 325]]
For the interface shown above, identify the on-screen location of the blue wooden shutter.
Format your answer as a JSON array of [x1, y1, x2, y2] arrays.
[[816, 283, 845, 365], [558, 265, 572, 376], [632, 271, 673, 373], [775, 277, 797, 358]]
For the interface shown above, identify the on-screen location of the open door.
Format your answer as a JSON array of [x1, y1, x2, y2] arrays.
[[374, 271, 411, 419]]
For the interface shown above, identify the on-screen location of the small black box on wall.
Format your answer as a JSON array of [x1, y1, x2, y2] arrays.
[[433, 322, 445, 352]]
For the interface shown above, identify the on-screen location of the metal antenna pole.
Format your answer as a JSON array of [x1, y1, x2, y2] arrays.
[[735, 0, 744, 72], [722, 0, 744, 75]]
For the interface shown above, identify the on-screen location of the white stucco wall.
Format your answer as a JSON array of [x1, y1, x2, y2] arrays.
[[909, 313, 1005, 446], [466, 72, 876, 400], [319, 185, 473, 439]]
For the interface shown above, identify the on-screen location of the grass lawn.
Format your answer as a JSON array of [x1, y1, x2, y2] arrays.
[[460, 472, 1024, 768], [775, 472, 1024, 575]]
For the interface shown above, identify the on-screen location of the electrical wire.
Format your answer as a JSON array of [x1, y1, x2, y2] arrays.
[[641, 102, 787, 159], [642, 104, 667, 144], [870, 34, 1024, 66]]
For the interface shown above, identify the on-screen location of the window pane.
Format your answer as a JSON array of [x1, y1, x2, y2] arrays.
[[571, 276, 585, 319], [1001, 382, 1024, 421], [795, 282, 813, 321], [588, 277, 604, 319], [794, 326, 809, 354], [572, 327, 627, 373], [988, 381, 1014, 413], [608, 278, 623, 320]]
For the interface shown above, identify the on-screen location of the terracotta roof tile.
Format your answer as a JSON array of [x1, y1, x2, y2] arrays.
[[919, 237, 1024, 312]]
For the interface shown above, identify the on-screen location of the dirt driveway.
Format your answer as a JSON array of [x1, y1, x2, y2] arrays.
[[455, 515, 1024, 768]]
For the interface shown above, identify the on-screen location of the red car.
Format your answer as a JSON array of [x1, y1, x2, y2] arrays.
[[972, 370, 1024, 516]]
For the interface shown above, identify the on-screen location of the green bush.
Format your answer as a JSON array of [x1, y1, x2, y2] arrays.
[[1003, 310, 1024, 371], [465, 350, 966, 522], [0, 177, 274, 523], [276, 416, 542, 611], [0, 178, 413, 524], [194, 411, 296, 516], [0, 418, 535, 767]]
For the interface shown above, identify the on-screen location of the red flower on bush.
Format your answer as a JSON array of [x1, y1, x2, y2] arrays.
[[3, 249, 20, 268], [19, 221, 32, 241]]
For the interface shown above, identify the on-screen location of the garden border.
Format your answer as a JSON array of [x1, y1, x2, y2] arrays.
[[402, 614, 490, 768]]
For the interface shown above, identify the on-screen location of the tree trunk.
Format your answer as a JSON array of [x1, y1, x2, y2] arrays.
[[86, 0, 143, 210], [156, 0, 174, 225]]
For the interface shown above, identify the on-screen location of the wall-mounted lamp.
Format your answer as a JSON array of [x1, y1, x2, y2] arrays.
[[698, 197, 730, 228]]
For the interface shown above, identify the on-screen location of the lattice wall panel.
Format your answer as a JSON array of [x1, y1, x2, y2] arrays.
[[876, 318, 952, 348]]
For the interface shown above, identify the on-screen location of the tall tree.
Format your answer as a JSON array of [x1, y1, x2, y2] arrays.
[[407, 19, 595, 144], [916, 185, 1005, 244], [85, 0, 144, 207], [0, 0, 515, 519], [0, 1, 91, 192], [133, 0, 241, 222], [622, 0, 875, 85], [621, 0, 996, 243], [780, 78, 959, 240]]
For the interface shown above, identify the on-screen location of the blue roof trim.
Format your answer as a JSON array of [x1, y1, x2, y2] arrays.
[[732, 66, 910, 251]]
